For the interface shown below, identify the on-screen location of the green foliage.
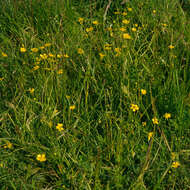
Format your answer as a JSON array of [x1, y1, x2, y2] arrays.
[[0, 0, 190, 189]]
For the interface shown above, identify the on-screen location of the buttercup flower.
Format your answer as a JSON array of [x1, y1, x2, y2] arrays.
[[152, 117, 159, 125], [148, 132, 153, 141], [132, 27, 137, 32], [44, 43, 51, 47], [33, 65, 40, 71], [78, 17, 84, 24], [29, 88, 35, 94], [20, 47, 26, 53], [56, 123, 64, 132], [86, 27, 93, 32], [99, 53, 105, 59], [57, 69, 63, 74], [123, 33, 131, 39], [4, 142, 13, 149], [36, 154, 46, 162], [122, 19, 130, 24], [130, 104, 139, 112], [119, 27, 126, 32], [70, 105, 76, 110], [77, 48, 84, 55], [168, 45, 174, 49], [142, 122, 147, 126], [2, 52, 8, 57], [164, 113, 171, 119], [141, 89, 147, 95], [64, 54, 69, 58], [31, 48, 38, 53], [171, 161, 180, 168], [92, 20, 99, 25]]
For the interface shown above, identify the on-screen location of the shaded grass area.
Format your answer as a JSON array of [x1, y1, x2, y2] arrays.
[[0, 0, 190, 189]]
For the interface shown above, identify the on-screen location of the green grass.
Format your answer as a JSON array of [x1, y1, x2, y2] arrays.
[[0, 0, 190, 189]]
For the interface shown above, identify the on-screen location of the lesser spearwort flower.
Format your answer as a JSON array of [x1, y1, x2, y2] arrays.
[[123, 33, 131, 39], [168, 45, 174, 49], [77, 48, 84, 55], [171, 161, 180, 168], [36, 154, 46, 162], [56, 123, 64, 132], [141, 89, 147, 95], [130, 104, 139, 112], [152, 117, 159, 125], [148, 132, 153, 141], [164, 113, 171, 119], [70, 105, 76, 110]]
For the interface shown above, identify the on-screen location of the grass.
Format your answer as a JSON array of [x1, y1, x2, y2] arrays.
[[0, 0, 190, 189]]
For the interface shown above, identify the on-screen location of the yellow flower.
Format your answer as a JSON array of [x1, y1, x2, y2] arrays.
[[122, 12, 127, 16], [142, 122, 147, 126], [0, 162, 3, 167], [141, 89, 147, 95], [130, 104, 139, 112], [31, 48, 38, 53], [57, 69, 63, 74], [33, 65, 40, 71], [131, 27, 137, 32], [48, 53, 55, 57], [0, 77, 4, 81], [114, 48, 121, 53], [20, 47, 26, 53], [57, 54, 62, 58], [77, 48, 84, 55], [70, 105, 76, 110], [36, 154, 46, 162], [99, 53, 105, 59], [152, 117, 159, 125], [164, 113, 171, 119], [40, 53, 48, 59], [40, 46, 45, 50], [44, 43, 51, 47], [78, 17, 84, 24], [128, 8, 132, 11], [168, 45, 174, 49], [92, 20, 99, 25], [123, 33, 131, 39], [119, 27, 126, 32], [64, 54, 69, 58], [2, 52, 8, 57], [56, 123, 64, 132], [171, 161, 180, 168], [122, 19, 130, 24], [86, 27, 93, 32], [28, 88, 35, 94], [148, 132, 153, 141], [153, 10, 156, 14], [4, 142, 13, 149], [162, 23, 167, 27]]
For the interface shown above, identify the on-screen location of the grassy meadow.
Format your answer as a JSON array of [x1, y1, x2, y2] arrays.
[[0, 0, 190, 189]]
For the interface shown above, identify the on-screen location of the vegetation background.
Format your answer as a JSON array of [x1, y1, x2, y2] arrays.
[[0, 0, 190, 189]]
